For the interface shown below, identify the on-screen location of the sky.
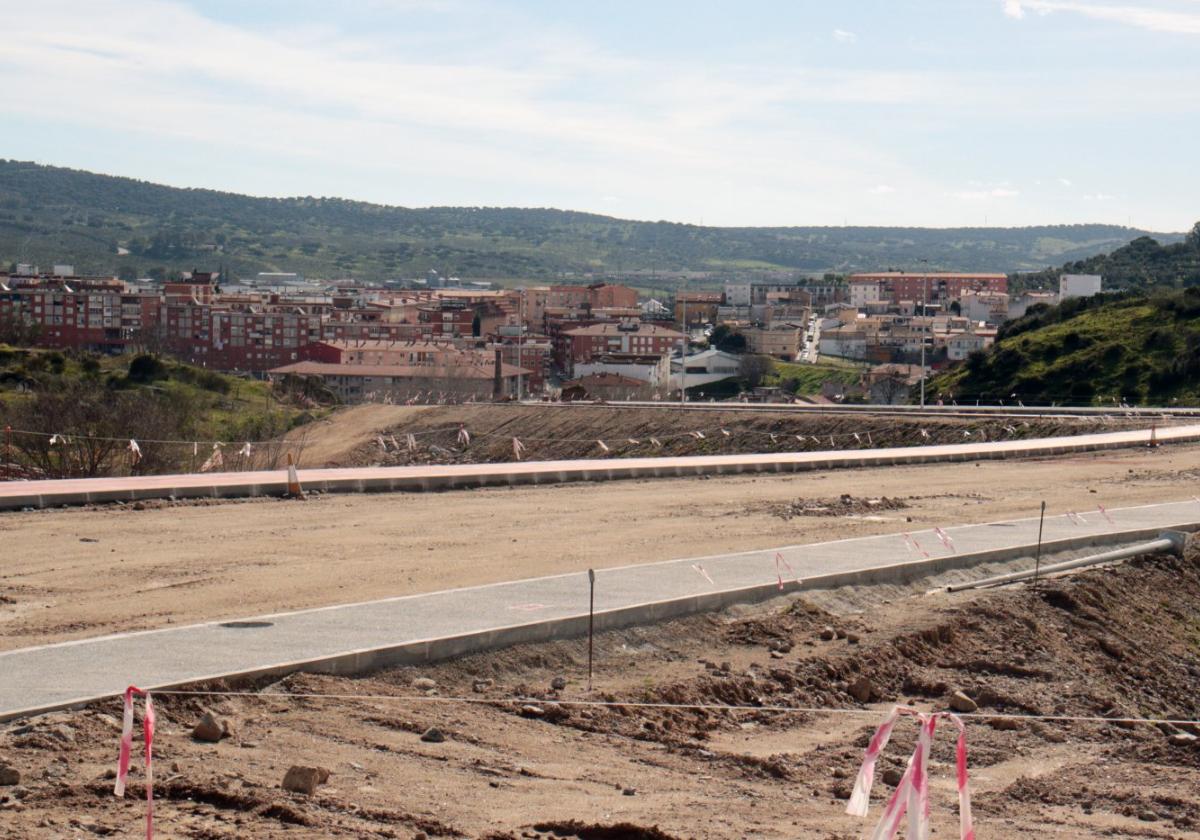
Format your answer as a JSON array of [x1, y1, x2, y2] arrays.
[[0, 0, 1197, 231]]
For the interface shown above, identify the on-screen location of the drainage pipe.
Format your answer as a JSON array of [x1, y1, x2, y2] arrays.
[[945, 530, 1189, 592]]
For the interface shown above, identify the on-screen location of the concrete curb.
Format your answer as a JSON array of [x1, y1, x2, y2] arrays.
[[2, 424, 1197, 511], [4, 520, 1193, 723]]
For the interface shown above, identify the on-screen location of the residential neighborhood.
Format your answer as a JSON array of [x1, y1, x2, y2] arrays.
[[0, 264, 1101, 404]]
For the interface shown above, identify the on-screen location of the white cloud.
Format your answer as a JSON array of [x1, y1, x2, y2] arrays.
[[1058, 177, 1073, 186], [951, 186, 1021, 200], [833, 28, 858, 43], [1083, 192, 1118, 201], [868, 184, 896, 194], [1011, 1, 1200, 35]]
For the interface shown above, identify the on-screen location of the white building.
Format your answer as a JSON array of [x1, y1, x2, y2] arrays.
[[849, 279, 883, 308], [960, 291, 1010, 325], [1008, 291, 1059, 320], [1059, 274, 1102, 301], [723, 280, 752, 307], [574, 353, 671, 387]]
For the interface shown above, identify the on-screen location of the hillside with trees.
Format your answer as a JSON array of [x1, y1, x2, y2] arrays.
[[0, 160, 1182, 287], [930, 287, 1200, 407], [1016, 222, 1200, 292]]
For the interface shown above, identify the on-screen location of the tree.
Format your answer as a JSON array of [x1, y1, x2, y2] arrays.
[[738, 354, 774, 389], [709, 323, 747, 353]]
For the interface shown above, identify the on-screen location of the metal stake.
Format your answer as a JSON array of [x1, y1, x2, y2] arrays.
[[587, 569, 596, 691], [1033, 501, 1046, 588]]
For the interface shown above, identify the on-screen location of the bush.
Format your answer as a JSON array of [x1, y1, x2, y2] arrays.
[[127, 354, 167, 383]]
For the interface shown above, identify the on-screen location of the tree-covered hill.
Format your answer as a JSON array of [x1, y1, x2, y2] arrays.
[[0, 159, 1183, 286], [1016, 223, 1200, 292], [930, 282, 1200, 406]]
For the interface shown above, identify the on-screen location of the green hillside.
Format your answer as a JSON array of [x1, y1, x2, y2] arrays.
[[929, 286, 1200, 406], [0, 160, 1183, 287], [0, 347, 322, 477]]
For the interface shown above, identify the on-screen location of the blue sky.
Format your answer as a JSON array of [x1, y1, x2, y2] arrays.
[[1, 0, 1197, 230]]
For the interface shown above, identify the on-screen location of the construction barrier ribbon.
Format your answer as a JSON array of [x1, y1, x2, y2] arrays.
[[128, 439, 142, 465], [114, 685, 156, 840], [847, 707, 974, 840], [934, 527, 956, 552]]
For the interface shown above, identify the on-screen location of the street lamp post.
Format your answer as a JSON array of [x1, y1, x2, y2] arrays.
[[680, 284, 687, 403], [919, 262, 929, 410]]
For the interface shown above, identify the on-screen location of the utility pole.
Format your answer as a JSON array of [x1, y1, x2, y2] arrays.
[[919, 260, 929, 410], [679, 280, 687, 404], [517, 288, 524, 402]]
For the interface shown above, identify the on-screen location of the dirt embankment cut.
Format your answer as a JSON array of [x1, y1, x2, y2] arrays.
[[294, 403, 1152, 467], [4, 550, 1199, 838]]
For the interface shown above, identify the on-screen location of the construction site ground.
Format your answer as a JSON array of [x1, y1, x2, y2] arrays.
[[2, 432, 1200, 652], [2, 548, 1200, 839], [284, 403, 1157, 466]]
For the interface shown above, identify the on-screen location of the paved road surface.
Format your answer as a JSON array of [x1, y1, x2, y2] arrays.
[[2, 499, 1198, 721], [1, 423, 1196, 510]]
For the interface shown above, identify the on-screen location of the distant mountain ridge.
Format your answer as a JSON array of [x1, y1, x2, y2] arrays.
[[0, 159, 1185, 287]]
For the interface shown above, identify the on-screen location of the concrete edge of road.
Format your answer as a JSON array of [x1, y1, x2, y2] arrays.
[[4, 519, 1196, 723], [1, 425, 1196, 511]]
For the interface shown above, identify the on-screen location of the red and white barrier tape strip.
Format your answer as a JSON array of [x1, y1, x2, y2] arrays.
[[692, 563, 715, 585], [114, 685, 156, 840], [933, 527, 955, 552], [847, 707, 974, 840], [774, 552, 794, 590], [1097, 504, 1114, 524], [903, 533, 930, 559]]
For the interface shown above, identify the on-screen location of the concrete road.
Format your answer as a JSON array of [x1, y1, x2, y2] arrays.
[[2, 499, 1198, 721], [1, 423, 1196, 510]]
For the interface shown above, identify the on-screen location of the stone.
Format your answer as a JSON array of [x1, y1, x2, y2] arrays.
[[281, 766, 330, 795], [882, 768, 903, 787], [847, 676, 875, 704], [846, 632, 861, 644], [192, 713, 228, 743], [819, 626, 836, 641], [411, 677, 437, 691], [989, 717, 1021, 731], [472, 679, 494, 693], [0, 766, 20, 786], [622, 787, 636, 796], [419, 727, 445, 744], [1168, 732, 1198, 747], [769, 650, 785, 659], [520, 705, 545, 718], [948, 691, 977, 713], [550, 676, 567, 691], [47, 724, 75, 744]]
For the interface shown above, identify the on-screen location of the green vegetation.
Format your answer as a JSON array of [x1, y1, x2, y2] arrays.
[[929, 286, 1200, 405], [0, 160, 1183, 284], [1016, 223, 1200, 292], [766, 361, 860, 396], [0, 348, 323, 476]]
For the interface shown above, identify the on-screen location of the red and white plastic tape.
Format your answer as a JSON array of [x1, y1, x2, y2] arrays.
[[114, 685, 156, 840], [847, 706, 974, 840]]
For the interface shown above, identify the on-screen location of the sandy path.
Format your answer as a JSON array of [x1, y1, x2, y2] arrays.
[[1, 442, 1197, 650]]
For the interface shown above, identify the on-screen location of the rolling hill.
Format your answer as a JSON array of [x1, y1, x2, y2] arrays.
[[0, 159, 1184, 288], [929, 285, 1200, 406]]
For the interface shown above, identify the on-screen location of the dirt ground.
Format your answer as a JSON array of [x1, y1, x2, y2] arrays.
[[2, 440, 1200, 652], [3, 550, 1199, 839], [285, 403, 1156, 467]]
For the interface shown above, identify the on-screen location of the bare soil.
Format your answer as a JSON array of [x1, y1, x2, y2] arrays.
[[287, 403, 1156, 467], [3, 551, 1199, 838], [2, 442, 1200, 651]]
